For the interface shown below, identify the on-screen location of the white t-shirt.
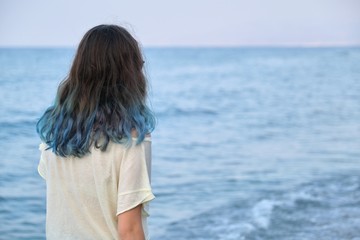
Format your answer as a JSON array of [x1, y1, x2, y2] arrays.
[[38, 136, 155, 240]]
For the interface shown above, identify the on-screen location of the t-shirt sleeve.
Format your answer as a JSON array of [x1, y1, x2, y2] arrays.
[[116, 138, 155, 217], [38, 142, 47, 180]]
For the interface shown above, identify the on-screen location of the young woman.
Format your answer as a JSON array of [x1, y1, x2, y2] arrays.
[[36, 24, 156, 240]]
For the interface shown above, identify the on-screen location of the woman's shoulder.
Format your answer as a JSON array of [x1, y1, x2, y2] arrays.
[[39, 142, 49, 151]]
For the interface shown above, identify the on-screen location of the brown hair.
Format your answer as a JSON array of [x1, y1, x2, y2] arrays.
[[36, 24, 155, 157]]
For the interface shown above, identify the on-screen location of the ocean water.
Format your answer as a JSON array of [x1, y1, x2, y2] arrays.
[[0, 47, 359, 239]]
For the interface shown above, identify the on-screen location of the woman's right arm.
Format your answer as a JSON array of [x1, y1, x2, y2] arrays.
[[117, 204, 145, 240]]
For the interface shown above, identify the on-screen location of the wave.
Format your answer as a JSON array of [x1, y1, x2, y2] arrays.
[[155, 107, 218, 118], [155, 173, 360, 240], [0, 119, 37, 139]]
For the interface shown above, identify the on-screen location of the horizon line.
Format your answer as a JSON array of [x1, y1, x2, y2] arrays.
[[1, 42, 360, 49]]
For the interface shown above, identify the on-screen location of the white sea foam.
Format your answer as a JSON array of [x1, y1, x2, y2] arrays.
[[251, 199, 281, 229]]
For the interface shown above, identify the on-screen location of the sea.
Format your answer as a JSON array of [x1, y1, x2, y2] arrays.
[[0, 47, 359, 240]]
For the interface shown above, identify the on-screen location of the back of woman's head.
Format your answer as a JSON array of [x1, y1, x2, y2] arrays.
[[36, 24, 155, 157]]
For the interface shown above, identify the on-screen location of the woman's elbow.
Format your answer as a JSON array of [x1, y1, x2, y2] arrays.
[[118, 225, 145, 240]]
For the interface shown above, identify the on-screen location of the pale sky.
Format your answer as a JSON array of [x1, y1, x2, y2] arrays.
[[0, 0, 360, 47]]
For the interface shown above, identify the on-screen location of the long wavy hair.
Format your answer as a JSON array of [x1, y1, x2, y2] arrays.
[[36, 24, 156, 157]]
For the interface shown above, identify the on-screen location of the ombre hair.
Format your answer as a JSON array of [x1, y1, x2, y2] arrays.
[[36, 24, 155, 157]]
